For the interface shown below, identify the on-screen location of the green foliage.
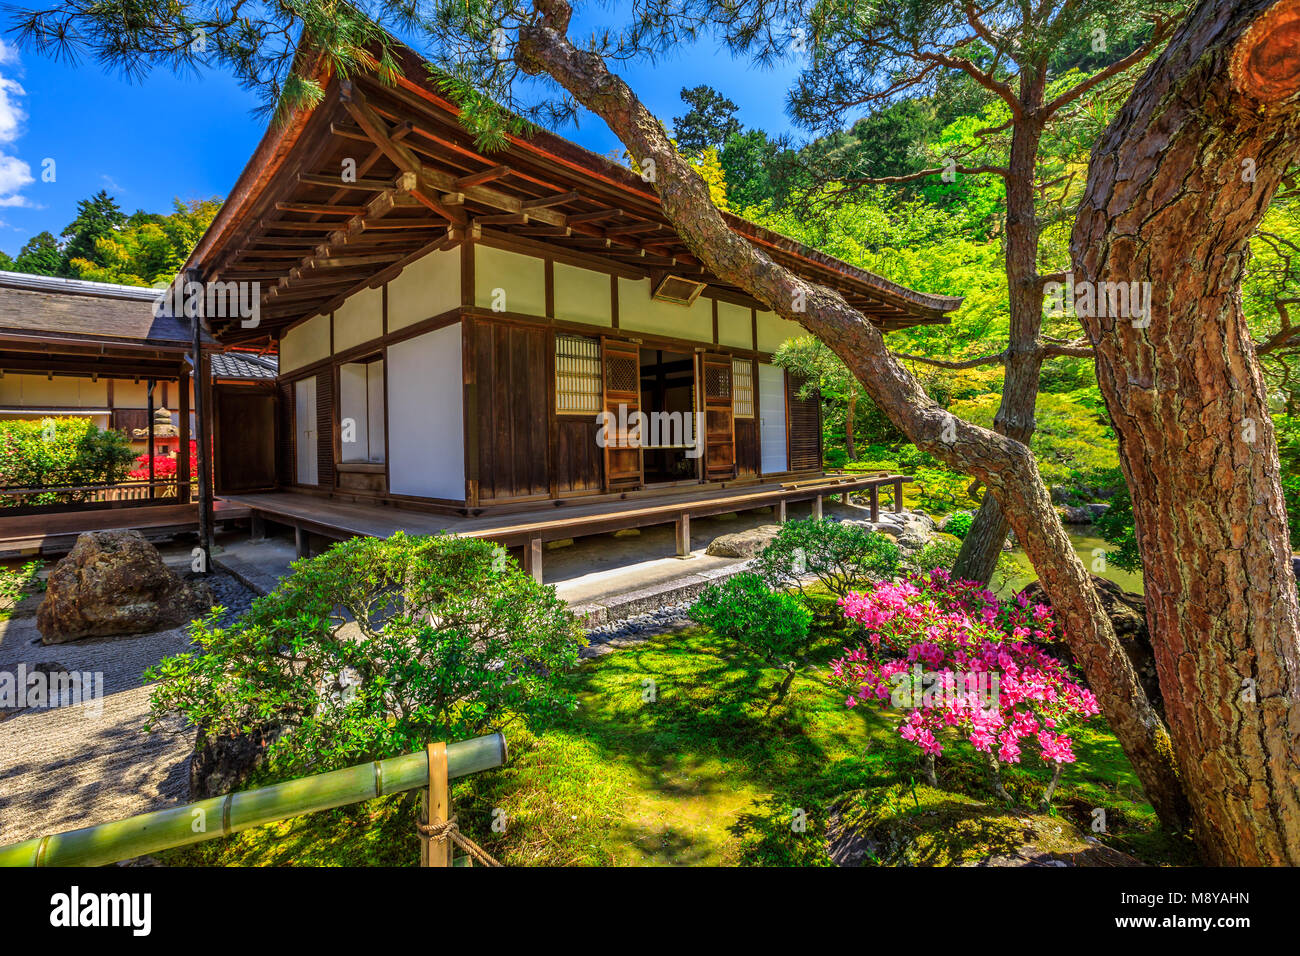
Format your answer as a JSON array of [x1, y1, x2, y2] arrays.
[[912, 467, 978, 515], [145, 533, 584, 781], [70, 199, 222, 287], [0, 418, 134, 504], [689, 572, 813, 665], [0, 559, 44, 609], [754, 518, 900, 597], [59, 190, 126, 276], [907, 535, 1023, 594], [943, 511, 975, 539], [1093, 482, 1143, 573], [13, 231, 61, 276], [673, 85, 742, 155]]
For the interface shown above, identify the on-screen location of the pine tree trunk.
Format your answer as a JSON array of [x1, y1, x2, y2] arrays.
[[1072, 0, 1300, 864], [515, 0, 1191, 832], [954, 98, 1046, 585], [845, 392, 857, 461]]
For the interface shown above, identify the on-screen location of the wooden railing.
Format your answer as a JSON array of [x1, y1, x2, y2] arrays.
[[0, 478, 198, 511], [0, 733, 507, 868]]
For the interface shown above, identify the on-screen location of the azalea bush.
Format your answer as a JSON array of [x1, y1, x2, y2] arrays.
[[830, 570, 1099, 805], [146, 533, 584, 782], [128, 440, 198, 480]]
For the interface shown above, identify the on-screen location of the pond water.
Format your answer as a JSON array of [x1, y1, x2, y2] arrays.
[[1001, 525, 1144, 597]]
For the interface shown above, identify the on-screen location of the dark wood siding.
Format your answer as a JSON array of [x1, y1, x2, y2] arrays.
[[214, 386, 276, 494], [475, 320, 549, 500], [787, 374, 822, 472], [734, 418, 758, 477], [277, 380, 294, 486], [316, 370, 335, 488], [555, 417, 603, 493]]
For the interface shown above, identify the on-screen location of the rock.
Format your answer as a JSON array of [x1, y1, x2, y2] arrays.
[[189, 724, 282, 799], [1087, 503, 1109, 519], [1017, 574, 1160, 712], [1058, 505, 1095, 524], [545, 538, 575, 550], [1294, 554, 1300, 579], [36, 530, 212, 644], [827, 796, 1143, 867], [705, 524, 782, 558], [612, 528, 641, 538]]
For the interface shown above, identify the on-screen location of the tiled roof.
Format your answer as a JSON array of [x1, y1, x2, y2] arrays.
[[0, 271, 210, 347], [210, 350, 278, 380]]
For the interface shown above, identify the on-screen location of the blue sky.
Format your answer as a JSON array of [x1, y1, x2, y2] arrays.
[[0, 16, 807, 259]]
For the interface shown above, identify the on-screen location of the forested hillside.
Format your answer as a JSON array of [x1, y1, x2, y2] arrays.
[[673, 30, 1300, 555]]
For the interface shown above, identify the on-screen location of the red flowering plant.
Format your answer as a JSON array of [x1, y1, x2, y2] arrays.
[[830, 568, 1099, 805], [128, 441, 198, 481]]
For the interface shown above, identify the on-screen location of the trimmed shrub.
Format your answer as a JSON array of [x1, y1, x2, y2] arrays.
[[145, 533, 584, 781], [943, 511, 975, 539], [754, 518, 899, 597], [0, 417, 133, 505], [689, 572, 813, 705]]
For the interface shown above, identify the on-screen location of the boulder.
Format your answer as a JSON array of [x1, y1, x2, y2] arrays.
[[1017, 574, 1160, 712], [190, 724, 281, 799], [705, 524, 782, 558], [1058, 505, 1095, 524], [36, 530, 212, 644]]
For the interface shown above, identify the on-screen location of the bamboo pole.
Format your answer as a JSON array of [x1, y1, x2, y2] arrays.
[[419, 742, 451, 867], [0, 733, 506, 868]]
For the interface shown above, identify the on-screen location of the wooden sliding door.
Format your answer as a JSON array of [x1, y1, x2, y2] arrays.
[[602, 339, 643, 491]]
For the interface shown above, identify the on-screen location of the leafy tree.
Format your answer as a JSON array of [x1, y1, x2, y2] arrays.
[[672, 84, 741, 155], [70, 198, 221, 286], [59, 190, 126, 276], [12, 231, 61, 276]]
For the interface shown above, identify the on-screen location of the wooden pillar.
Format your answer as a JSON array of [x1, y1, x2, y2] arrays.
[[675, 513, 691, 557], [524, 536, 543, 583], [146, 378, 156, 501], [250, 512, 265, 542], [893, 479, 904, 513], [777, 499, 787, 523], [869, 485, 880, 523], [812, 495, 823, 520], [188, 268, 214, 572], [177, 365, 191, 502], [420, 742, 451, 868], [294, 525, 306, 558], [840, 491, 849, 505]]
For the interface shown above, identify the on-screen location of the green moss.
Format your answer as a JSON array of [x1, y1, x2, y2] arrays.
[[161, 624, 1194, 867]]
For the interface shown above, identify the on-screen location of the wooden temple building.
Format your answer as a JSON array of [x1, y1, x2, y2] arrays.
[[3, 41, 961, 577]]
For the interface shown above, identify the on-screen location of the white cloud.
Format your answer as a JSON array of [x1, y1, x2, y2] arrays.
[[0, 43, 32, 208]]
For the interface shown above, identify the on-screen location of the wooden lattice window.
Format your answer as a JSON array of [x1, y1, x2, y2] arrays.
[[604, 351, 640, 396], [732, 358, 754, 418], [704, 361, 731, 400], [555, 333, 602, 414]]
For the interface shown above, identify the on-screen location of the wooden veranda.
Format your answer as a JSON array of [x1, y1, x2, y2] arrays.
[[225, 472, 911, 583]]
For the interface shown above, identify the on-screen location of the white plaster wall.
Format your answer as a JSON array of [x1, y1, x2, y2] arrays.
[[280, 313, 331, 372], [474, 245, 546, 316], [388, 246, 461, 331], [387, 323, 464, 500], [617, 277, 713, 342], [717, 300, 753, 349], [759, 362, 788, 474], [756, 309, 805, 353], [553, 262, 611, 326], [333, 285, 383, 354]]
